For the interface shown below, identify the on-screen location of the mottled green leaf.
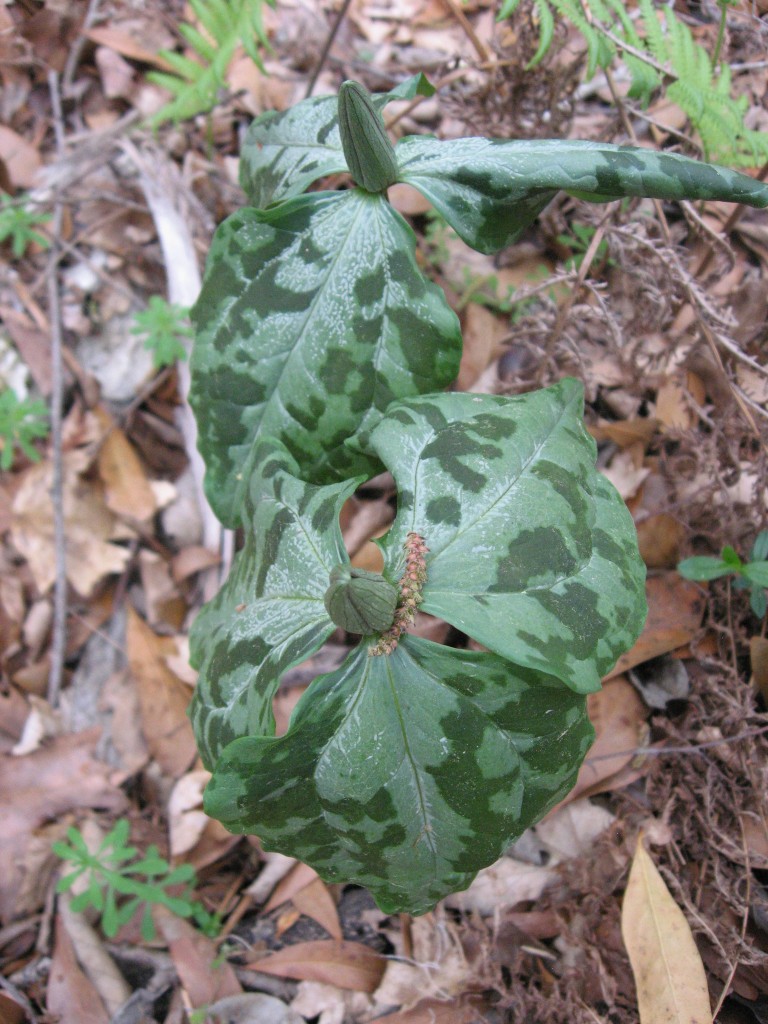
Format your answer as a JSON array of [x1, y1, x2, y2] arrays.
[[204, 634, 592, 914], [395, 136, 768, 252], [240, 74, 434, 208], [189, 189, 461, 525], [370, 379, 647, 693], [188, 441, 361, 768]]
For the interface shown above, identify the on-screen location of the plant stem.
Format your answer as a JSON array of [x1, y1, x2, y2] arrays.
[[712, 0, 729, 69]]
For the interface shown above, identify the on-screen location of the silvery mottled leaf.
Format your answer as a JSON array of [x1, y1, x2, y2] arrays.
[[190, 189, 461, 526], [204, 635, 592, 914], [240, 73, 434, 208], [395, 136, 768, 252], [370, 379, 647, 693], [188, 442, 361, 768]]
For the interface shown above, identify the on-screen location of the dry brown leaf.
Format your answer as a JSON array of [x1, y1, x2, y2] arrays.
[[292, 980, 372, 1024], [0, 992, 27, 1024], [209, 992, 305, 1024], [655, 372, 706, 431], [457, 303, 509, 391], [168, 769, 211, 857], [85, 25, 176, 69], [94, 46, 136, 100], [601, 447, 650, 501], [568, 676, 647, 802], [373, 915, 472, 1010], [245, 851, 297, 903], [607, 574, 705, 679], [292, 878, 343, 941], [126, 607, 197, 777], [171, 544, 221, 583], [248, 940, 386, 993], [379, 997, 486, 1024], [536, 798, 615, 862], [443, 858, 557, 915], [591, 418, 659, 448], [96, 416, 157, 523], [47, 912, 110, 1024], [99, 668, 149, 776], [11, 450, 131, 596], [58, 895, 131, 1017], [0, 727, 126, 923], [138, 550, 187, 631], [265, 861, 323, 912], [0, 125, 41, 188], [622, 837, 712, 1024], [153, 904, 242, 1009], [637, 514, 686, 569]]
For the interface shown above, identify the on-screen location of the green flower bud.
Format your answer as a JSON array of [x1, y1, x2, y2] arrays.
[[337, 81, 399, 194], [324, 564, 398, 635]]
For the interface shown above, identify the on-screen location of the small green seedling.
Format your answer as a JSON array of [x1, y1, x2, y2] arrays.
[[53, 820, 220, 940], [131, 296, 193, 369], [679, 532, 768, 618], [0, 192, 51, 259], [0, 389, 49, 470], [187, 76, 767, 914]]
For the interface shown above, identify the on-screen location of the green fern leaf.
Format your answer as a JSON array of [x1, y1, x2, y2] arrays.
[[147, 0, 272, 127]]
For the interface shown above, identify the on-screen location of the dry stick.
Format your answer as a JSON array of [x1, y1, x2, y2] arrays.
[[46, 70, 68, 708], [543, 208, 614, 364], [305, 0, 356, 99], [438, 0, 490, 63], [62, 0, 102, 97]]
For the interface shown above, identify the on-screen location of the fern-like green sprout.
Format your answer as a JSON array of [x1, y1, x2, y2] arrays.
[[0, 192, 51, 259], [499, 0, 768, 166], [147, 0, 273, 126], [53, 821, 220, 941], [131, 296, 193, 368], [0, 389, 49, 470]]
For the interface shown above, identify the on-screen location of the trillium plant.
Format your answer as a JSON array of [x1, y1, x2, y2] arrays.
[[188, 76, 768, 914]]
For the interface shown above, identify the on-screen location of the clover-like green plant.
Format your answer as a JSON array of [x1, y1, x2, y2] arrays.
[[131, 296, 193, 369], [679, 531, 768, 618], [0, 388, 49, 470], [188, 77, 768, 913], [0, 192, 51, 259], [53, 821, 219, 940]]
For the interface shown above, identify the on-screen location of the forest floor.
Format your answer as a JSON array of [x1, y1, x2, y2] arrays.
[[1, 0, 768, 1022]]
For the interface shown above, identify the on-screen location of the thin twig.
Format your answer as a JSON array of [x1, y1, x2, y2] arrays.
[[305, 0, 356, 99], [62, 0, 103, 96], [584, 723, 768, 765], [46, 70, 68, 709], [543, 207, 615, 363], [438, 0, 490, 62]]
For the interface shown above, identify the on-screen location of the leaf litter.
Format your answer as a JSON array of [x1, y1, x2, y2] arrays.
[[0, 0, 767, 1021]]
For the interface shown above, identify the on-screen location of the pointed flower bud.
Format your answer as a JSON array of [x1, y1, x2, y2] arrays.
[[338, 80, 399, 194], [324, 564, 398, 635]]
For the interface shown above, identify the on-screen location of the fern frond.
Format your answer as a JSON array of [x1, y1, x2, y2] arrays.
[[147, 0, 272, 127], [527, 0, 556, 67], [497, 0, 768, 167]]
